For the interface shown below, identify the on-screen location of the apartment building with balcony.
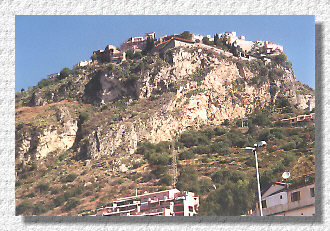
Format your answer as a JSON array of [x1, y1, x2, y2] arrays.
[[95, 189, 199, 216]]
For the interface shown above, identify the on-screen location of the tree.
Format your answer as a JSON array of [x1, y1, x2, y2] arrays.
[[58, 68, 71, 80], [202, 36, 210, 45], [142, 37, 155, 54], [125, 50, 134, 60], [178, 31, 193, 40], [213, 33, 219, 46]]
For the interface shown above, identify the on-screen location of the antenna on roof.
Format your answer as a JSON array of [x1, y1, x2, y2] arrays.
[[282, 172, 290, 189], [282, 172, 290, 179]]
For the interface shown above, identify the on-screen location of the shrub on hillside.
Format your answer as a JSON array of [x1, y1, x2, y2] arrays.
[[270, 128, 285, 139], [258, 128, 272, 141], [159, 174, 172, 186], [61, 173, 78, 183], [213, 127, 226, 136], [36, 182, 50, 194], [211, 169, 246, 184], [58, 68, 72, 80], [151, 165, 168, 177], [282, 141, 296, 151], [149, 153, 171, 166], [33, 202, 50, 215], [16, 199, 34, 215], [179, 132, 210, 148], [53, 195, 66, 207], [179, 150, 195, 160], [63, 197, 81, 211]]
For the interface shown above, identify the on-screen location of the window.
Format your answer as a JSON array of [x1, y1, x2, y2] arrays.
[[291, 191, 300, 202], [310, 188, 315, 197], [261, 200, 267, 208], [189, 206, 193, 212], [280, 195, 283, 199], [174, 205, 184, 212]]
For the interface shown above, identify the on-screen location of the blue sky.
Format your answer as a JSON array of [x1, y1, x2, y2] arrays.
[[15, 15, 315, 91]]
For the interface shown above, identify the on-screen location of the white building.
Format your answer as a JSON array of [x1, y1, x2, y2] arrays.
[[73, 60, 92, 69], [192, 34, 204, 42], [264, 41, 284, 54], [94, 189, 199, 216], [253, 181, 315, 216]]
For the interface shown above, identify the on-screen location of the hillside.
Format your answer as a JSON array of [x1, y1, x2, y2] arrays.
[[15, 45, 315, 216]]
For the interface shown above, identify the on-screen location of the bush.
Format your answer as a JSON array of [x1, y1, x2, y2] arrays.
[[79, 111, 89, 123], [270, 128, 285, 139], [33, 202, 50, 215], [16, 199, 34, 215], [251, 111, 270, 127], [63, 197, 81, 211], [58, 68, 71, 80], [282, 141, 296, 151], [179, 132, 210, 148], [193, 145, 212, 155], [283, 152, 296, 167], [176, 166, 198, 192], [211, 169, 246, 184], [258, 128, 272, 141], [214, 127, 226, 136], [151, 165, 168, 177], [149, 153, 170, 166], [53, 195, 66, 207], [64, 186, 84, 200], [36, 182, 50, 193], [159, 174, 172, 186], [50, 187, 60, 195], [198, 178, 213, 194], [61, 173, 78, 183], [179, 150, 195, 160]]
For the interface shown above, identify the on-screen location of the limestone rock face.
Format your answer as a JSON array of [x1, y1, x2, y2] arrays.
[[16, 105, 78, 161], [16, 47, 315, 163]]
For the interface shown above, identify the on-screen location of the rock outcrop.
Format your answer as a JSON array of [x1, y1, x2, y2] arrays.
[[15, 47, 315, 163]]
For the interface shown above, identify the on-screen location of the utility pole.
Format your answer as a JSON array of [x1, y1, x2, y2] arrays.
[[170, 144, 178, 189]]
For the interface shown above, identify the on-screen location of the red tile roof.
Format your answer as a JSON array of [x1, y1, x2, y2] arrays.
[[155, 36, 195, 50]]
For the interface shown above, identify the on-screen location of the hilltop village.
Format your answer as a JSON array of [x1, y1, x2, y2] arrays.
[[67, 31, 283, 72]]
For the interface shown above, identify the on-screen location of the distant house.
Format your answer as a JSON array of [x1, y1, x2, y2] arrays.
[[264, 41, 283, 54], [93, 45, 126, 63], [192, 34, 204, 42], [153, 36, 195, 54], [252, 181, 315, 216], [73, 60, 92, 69], [281, 113, 315, 126], [120, 36, 145, 52], [144, 32, 156, 40], [47, 73, 59, 79]]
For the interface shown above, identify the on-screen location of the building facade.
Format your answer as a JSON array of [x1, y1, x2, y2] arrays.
[[153, 37, 195, 54], [94, 189, 199, 216], [93, 45, 126, 63], [120, 36, 145, 52], [253, 181, 315, 216]]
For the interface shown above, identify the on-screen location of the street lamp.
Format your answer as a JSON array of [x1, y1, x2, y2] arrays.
[[245, 141, 267, 216]]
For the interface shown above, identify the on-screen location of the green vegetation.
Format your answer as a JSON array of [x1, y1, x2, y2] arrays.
[[178, 31, 193, 41]]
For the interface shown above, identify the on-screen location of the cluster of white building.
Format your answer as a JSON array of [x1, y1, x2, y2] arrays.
[[64, 31, 283, 75]]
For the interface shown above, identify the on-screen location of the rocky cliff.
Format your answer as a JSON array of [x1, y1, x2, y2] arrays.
[[15, 47, 315, 164]]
